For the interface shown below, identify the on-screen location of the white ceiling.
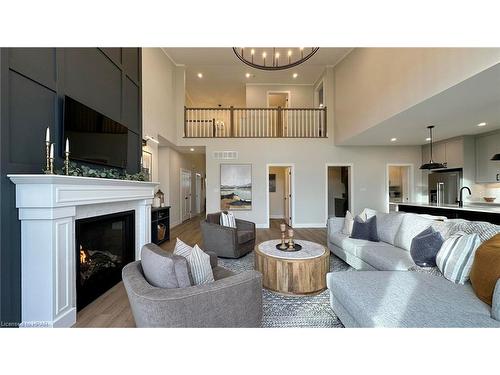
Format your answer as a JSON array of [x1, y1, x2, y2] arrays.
[[163, 47, 352, 107], [342, 62, 500, 146]]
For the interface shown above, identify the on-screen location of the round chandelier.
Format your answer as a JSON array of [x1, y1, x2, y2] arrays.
[[232, 47, 320, 71]]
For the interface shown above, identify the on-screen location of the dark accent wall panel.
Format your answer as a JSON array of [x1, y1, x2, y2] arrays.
[[123, 77, 140, 133], [64, 48, 122, 122], [0, 47, 142, 326], [122, 48, 139, 83], [100, 48, 121, 66], [9, 48, 56, 90], [8, 71, 56, 165]]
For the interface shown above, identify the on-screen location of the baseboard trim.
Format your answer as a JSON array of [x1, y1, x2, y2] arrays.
[[293, 223, 327, 228]]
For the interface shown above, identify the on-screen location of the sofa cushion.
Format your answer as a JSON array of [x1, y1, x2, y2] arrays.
[[141, 243, 191, 288], [410, 227, 444, 267], [356, 243, 416, 271], [351, 215, 379, 242], [469, 234, 500, 305], [174, 239, 215, 285], [365, 209, 405, 245], [237, 230, 254, 244], [326, 271, 500, 327], [394, 213, 434, 251]]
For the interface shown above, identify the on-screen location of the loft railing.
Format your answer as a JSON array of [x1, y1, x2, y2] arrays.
[[184, 107, 327, 138]]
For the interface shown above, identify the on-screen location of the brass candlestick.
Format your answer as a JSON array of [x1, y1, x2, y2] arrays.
[[49, 157, 54, 175], [44, 141, 51, 173], [280, 232, 287, 250], [64, 151, 70, 175], [288, 237, 295, 250]]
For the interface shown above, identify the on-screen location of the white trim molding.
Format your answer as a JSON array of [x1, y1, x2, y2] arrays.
[[8, 174, 157, 328]]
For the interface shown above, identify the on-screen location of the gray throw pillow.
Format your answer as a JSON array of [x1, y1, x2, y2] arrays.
[[141, 243, 192, 288], [410, 227, 444, 267], [350, 215, 379, 242]]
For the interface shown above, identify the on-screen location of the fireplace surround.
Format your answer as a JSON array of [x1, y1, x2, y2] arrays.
[[8, 174, 157, 327]]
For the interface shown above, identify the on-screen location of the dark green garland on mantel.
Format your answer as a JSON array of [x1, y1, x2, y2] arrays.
[[54, 162, 148, 181]]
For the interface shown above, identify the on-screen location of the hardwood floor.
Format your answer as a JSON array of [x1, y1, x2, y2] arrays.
[[73, 216, 327, 328]]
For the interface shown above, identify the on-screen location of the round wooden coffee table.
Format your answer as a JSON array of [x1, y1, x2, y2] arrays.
[[254, 239, 329, 295]]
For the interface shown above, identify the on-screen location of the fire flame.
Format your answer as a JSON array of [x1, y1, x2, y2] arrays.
[[80, 245, 88, 264]]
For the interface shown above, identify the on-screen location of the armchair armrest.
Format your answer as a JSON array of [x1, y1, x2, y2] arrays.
[[200, 221, 238, 258], [236, 218, 256, 232], [327, 216, 345, 234]]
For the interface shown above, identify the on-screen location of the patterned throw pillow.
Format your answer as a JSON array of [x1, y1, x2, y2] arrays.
[[220, 211, 237, 228], [448, 221, 500, 243], [173, 238, 214, 285], [436, 231, 481, 284]]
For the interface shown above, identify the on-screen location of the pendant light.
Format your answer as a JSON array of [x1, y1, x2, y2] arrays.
[[491, 153, 500, 161], [420, 126, 446, 170]]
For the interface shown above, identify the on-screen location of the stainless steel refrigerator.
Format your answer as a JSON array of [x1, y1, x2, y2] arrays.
[[428, 169, 463, 205]]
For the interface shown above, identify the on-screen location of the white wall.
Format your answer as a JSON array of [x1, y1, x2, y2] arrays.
[[246, 84, 314, 108], [269, 166, 286, 219], [142, 48, 178, 144], [204, 139, 424, 228], [158, 146, 206, 227], [334, 48, 500, 144]]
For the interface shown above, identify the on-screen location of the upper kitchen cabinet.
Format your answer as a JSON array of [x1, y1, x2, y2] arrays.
[[422, 137, 464, 170], [476, 131, 500, 183]]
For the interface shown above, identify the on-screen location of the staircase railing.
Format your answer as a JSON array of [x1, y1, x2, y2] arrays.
[[184, 107, 327, 138]]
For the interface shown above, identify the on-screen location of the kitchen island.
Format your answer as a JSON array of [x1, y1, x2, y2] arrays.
[[397, 202, 500, 225]]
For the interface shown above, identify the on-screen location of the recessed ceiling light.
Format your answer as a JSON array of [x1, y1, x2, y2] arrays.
[[245, 73, 251, 78], [190, 148, 195, 152], [477, 122, 487, 127], [292, 73, 298, 78], [390, 138, 397, 142], [197, 73, 203, 78], [426, 137, 431, 141]]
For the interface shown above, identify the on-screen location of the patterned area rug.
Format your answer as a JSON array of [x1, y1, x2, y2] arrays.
[[218, 251, 354, 328]]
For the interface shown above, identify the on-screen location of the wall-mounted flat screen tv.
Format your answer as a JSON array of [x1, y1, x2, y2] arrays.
[[63, 96, 129, 168]]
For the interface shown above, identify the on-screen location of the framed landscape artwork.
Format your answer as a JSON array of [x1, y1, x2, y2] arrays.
[[269, 173, 276, 192], [141, 150, 152, 182], [220, 164, 252, 211]]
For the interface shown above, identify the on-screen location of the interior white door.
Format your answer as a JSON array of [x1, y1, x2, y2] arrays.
[[284, 167, 292, 225], [195, 173, 202, 214], [181, 169, 192, 222]]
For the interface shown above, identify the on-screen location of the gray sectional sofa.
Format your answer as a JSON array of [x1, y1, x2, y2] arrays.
[[326, 209, 500, 328]]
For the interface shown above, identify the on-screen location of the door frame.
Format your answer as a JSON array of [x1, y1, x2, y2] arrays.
[[266, 91, 291, 108], [194, 173, 202, 214], [266, 163, 295, 228], [180, 168, 192, 222], [325, 163, 354, 223], [386, 163, 414, 212]]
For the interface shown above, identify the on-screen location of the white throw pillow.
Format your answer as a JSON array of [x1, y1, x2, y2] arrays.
[[342, 211, 355, 235], [436, 231, 481, 285], [220, 211, 237, 228], [173, 238, 214, 285]]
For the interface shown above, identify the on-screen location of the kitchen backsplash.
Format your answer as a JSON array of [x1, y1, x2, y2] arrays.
[[470, 183, 500, 203]]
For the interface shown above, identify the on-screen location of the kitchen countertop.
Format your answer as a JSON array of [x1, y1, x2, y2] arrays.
[[397, 202, 500, 214]]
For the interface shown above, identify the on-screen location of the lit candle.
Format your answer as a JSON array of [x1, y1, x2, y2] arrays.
[[280, 223, 286, 232], [49, 143, 54, 159], [45, 127, 50, 143], [65, 138, 70, 153], [288, 229, 294, 238]]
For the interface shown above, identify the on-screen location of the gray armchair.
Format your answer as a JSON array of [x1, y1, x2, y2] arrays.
[[122, 250, 263, 328], [201, 212, 256, 258]]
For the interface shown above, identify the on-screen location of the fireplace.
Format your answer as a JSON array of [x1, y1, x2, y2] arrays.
[[76, 210, 135, 310]]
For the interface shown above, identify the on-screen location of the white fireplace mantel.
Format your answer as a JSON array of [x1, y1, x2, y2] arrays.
[[8, 174, 158, 328]]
